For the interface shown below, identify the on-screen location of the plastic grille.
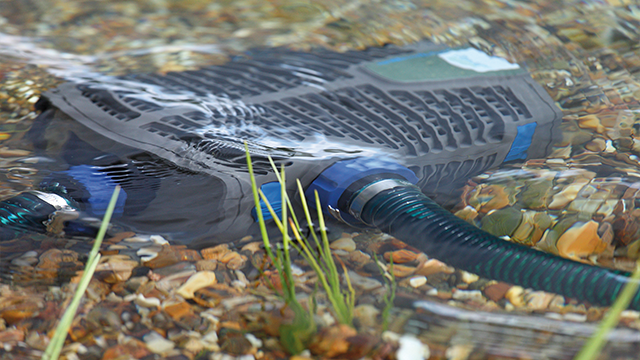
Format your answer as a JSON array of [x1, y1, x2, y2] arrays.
[[259, 84, 525, 155], [113, 45, 411, 100], [78, 85, 140, 121]]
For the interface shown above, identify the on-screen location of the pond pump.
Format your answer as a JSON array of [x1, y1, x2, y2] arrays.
[[6, 41, 634, 309]]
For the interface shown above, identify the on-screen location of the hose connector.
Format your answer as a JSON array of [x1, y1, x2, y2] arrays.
[[305, 157, 418, 226]]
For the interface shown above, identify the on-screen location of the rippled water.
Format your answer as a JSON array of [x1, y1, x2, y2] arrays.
[[4, 0, 640, 358]]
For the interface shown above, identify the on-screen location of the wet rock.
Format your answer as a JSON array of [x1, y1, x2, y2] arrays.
[[0, 328, 24, 344], [154, 262, 197, 277], [0, 295, 45, 325], [220, 331, 255, 355], [556, 220, 607, 260], [201, 244, 232, 261], [384, 249, 419, 264], [219, 252, 248, 270], [330, 237, 356, 252], [195, 259, 218, 271], [95, 255, 138, 283], [397, 334, 430, 360], [391, 264, 416, 278], [143, 245, 202, 269], [347, 271, 383, 291], [525, 291, 555, 311], [415, 259, 454, 277], [24, 331, 49, 350], [144, 331, 176, 354], [483, 282, 512, 302], [134, 294, 161, 308], [177, 271, 217, 299], [192, 284, 241, 308], [452, 290, 484, 303], [353, 304, 380, 328], [308, 324, 357, 358], [505, 286, 526, 307], [408, 276, 427, 288]]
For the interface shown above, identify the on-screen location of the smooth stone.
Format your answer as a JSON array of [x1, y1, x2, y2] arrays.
[[143, 331, 175, 354], [176, 271, 217, 299], [330, 237, 356, 252], [505, 286, 525, 307], [397, 334, 430, 360], [154, 262, 197, 277], [452, 290, 484, 302], [347, 271, 383, 291], [134, 294, 161, 308], [408, 276, 427, 288], [353, 304, 380, 328]]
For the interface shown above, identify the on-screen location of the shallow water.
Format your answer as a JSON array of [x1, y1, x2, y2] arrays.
[[3, 0, 640, 359]]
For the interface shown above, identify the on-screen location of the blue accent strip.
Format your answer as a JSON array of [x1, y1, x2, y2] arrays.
[[64, 165, 127, 217], [251, 182, 282, 221], [504, 122, 537, 162], [305, 157, 418, 225]]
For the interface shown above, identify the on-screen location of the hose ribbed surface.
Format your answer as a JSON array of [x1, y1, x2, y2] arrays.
[[0, 193, 56, 240], [359, 185, 640, 309]]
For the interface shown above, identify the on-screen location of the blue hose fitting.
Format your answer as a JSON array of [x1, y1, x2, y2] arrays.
[[305, 157, 418, 225]]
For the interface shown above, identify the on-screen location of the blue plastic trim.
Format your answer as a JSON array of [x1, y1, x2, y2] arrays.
[[64, 165, 127, 217], [504, 122, 537, 162], [305, 157, 418, 224], [251, 181, 282, 221]]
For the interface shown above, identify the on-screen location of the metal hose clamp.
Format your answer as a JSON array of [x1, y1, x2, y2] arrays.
[[30, 191, 79, 235], [348, 178, 415, 225]]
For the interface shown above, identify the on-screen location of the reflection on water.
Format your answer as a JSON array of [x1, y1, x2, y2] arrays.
[[3, 0, 640, 358]]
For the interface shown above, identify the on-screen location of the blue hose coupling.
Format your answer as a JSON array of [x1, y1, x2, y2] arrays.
[[305, 157, 418, 226]]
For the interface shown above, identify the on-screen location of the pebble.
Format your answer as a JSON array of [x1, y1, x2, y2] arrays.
[[397, 334, 430, 360], [176, 271, 217, 299], [483, 282, 511, 302], [452, 290, 484, 302], [525, 291, 555, 311], [391, 264, 416, 277], [353, 304, 380, 328], [408, 276, 427, 288], [415, 259, 455, 276], [460, 271, 479, 284], [143, 331, 175, 354], [346, 271, 383, 291], [384, 249, 419, 263], [134, 294, 161, 308], [505, 286, 526, 307], [330, 237, 356, 252]]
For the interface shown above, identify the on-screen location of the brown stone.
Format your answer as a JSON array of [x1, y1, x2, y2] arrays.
[[483, 282, 512, 302], [309, 324, 358, 358], [163, 301, 192, 321], [143, 246, 202, 268], [201, 244, 231, 261], [383, 249, 419, 263]]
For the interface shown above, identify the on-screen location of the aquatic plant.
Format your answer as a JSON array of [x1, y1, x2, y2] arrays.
[[43, 187, 121, 360], [374, 253, 397, 331], [245, 144, 355, 353], [574, 260, 640, 360]]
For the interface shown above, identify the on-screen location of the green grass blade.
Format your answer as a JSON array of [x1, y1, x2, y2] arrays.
[[574, 261, 640, 360], [43, 186, 121, 360], [245, 143, 276, 264]]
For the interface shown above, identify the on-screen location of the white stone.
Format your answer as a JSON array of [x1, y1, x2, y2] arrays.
[[245, 333, 263, 348], [143, 331, 175, 354], [452, 290, 484, 302], [134, 294, 161, 308], [408, 276, 427, 288], [397, 334, 430, 360]]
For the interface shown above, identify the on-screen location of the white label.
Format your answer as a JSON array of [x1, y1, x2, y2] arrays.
[[438, 48, 520, 73]]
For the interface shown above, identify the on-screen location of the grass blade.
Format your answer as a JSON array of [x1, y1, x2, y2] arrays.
[[574, 260, 640, 360], [43, 186, 121, 360]]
